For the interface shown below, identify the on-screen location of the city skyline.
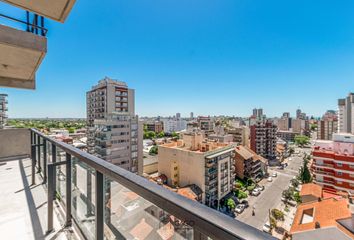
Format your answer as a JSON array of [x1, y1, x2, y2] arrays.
[[2, 1, 354, 118]]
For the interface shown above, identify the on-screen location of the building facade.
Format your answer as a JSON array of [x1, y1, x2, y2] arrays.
[[250, 120, 277, 161], [312, 133, 354, 194], [158, 131, 235, 209], [227, 126, 250, 147], [234, 146, 267, 180], [86, 77, 143, 175], [317, 111, 338, 140], [338, 93, 354, 134], [161, 117, 187, 133], [0, 94, 8, 129], [145, 121, 164, 133]]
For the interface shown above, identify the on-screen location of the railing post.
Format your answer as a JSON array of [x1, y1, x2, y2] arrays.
[[47, 164, 55, 233], [95, 170, 104, 240], [43, 139, 47, 184], [31, 134, 36, 186], [37, 134, 41, 173], [52, 144, 57, 197], [65, 153, 72, 227], [86, 169, 93, 216]]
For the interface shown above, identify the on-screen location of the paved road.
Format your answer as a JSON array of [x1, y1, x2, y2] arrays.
[[237, 148, 307, 230]]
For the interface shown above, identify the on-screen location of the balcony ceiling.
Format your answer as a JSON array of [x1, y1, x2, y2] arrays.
[[2, 0, 76, 23], [0, 25, 46, 90]]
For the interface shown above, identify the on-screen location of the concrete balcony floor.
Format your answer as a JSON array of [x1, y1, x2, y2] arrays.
[[0, 157, 75, 240]]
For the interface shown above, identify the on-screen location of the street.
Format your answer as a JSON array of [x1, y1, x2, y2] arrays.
[[237, 147, 311, 230]]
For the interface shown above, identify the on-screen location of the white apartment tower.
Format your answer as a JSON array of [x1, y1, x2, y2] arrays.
[[0, 94, 8, 129], [338, 93, 354, 134], [87, 77, 143, 175]]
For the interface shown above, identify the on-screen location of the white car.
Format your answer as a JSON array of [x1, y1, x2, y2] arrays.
[[267, 177, 273, 182], [235, 204, 245, 214], [272, 172, 277, 178], [288, 157, 292, 161], [263, 222, 271, 233], [252, 189, 261, 196]]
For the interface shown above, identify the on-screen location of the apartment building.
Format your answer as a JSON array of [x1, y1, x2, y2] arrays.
[[312, 133, 354, 194], [145, 120, 164, 133], [158, 130, 236, 208], [277, 130, 297, 142], [197, 116, 214, 132], [227, 126, 250, 147], [250, 120, 277, 161], [338, 93, 354, 134], [234, 146, 267, 180], [0, 94, 8, 129], [317, 111, 338, 140], [86, 77, 143, 175], [252, 108, 264, 119], [161, 117, 187, 133]]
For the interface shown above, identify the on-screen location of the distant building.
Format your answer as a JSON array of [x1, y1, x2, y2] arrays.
[[176, 113, 181, 120], [145, 121, 164, 133], [277, 130, 297, 143], [252, 108, 264, 120], [158, 130, 235, 208], [197, 116, 214, 132], [234, 146, 267, 180], [0, 94, 8, 128], [317, 111, 338, 140], [190, 112, 194, 119], [227, 126, 250, 147], [338, 93, 354, 134], [86, 77, 143, 175], [161, 117, 187, 133], [250, 120, 277, 161]]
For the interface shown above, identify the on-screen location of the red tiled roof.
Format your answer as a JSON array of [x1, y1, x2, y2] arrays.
[[300, 183, 323, 198]]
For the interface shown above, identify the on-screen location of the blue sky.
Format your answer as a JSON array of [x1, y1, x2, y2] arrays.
[[1, 0, 354, 118]]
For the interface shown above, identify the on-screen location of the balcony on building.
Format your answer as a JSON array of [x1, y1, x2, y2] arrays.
[[0, 128, 276, 240], [2, 0, 76, 23]]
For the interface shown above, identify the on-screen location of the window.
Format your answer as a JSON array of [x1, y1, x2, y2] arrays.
[[337, 172, 343, 176], [337, 163, 343, 167]]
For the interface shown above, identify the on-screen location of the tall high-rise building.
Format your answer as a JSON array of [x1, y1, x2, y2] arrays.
[[86, 77, 143, 175], [296, 109, 302, 119], [190, 112, 194, 119], [252, 108, 264, 119], [250, 120, 277, 161], [176, 113, 181, 120], [0, 94, 8, 129], [338, 93, 354, 134]]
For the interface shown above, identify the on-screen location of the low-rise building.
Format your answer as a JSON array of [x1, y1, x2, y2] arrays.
[[158, 130, 236, 208], [234, 146, 267, 180], [277, 130, 297, 142], [290, 198, 353, 240], [145, 120, 164, 133]]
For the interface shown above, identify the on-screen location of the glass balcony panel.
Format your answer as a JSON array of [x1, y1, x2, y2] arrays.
[[104, 176, 194, 240], [56, 147, 67, 205], [72, 157, 96, 240]]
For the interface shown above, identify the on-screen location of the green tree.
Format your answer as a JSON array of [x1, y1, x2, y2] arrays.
[[157, 131, 165, 138], [294, 135, 310, 147], [149, 145, 158, 155], [237, 190, 248, 199], [282, 188, 294, 202], [291, 178, 300, 188], [144, 131, 156, 139], [226, 198, 236, 210], [271, 209, 285, 221], [68, 127, 76, 134], [171, 132, 180, 139], [299, 159, 312, 183], [293, 192, 301, 204]]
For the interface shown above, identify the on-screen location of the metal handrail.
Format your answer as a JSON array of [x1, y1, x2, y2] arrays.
[[30, 128, 275, 240], [0, 12, 47, 36]]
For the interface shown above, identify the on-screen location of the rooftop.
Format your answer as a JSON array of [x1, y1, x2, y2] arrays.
[[300, 183, 323, 199], [290, 198, 351, 234]]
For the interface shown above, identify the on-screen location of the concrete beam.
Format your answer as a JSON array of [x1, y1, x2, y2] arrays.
[[2, 0, 76, 23], [0, 25, 46, 90]]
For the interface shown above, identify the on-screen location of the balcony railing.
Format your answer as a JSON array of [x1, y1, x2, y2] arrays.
[[27, 128, 274, 240]]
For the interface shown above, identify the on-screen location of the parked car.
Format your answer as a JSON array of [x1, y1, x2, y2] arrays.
[[252, 189, 261, 196], [241, 200, 249, 208], [256, 185, 265, 191], [272, 172, 277, 178], [235, 204, 245, 214], [267, 177, 273, 182], [263, 222, 271, 233]]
